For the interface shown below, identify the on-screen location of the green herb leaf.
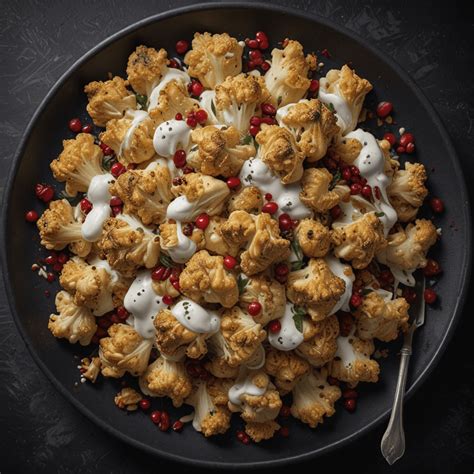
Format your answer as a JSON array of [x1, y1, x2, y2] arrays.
[[102, 155, 116, 171], [159, 254, 175, 268], [277, 96, 282, 106], [328, 102, 335, 112], [211, 100, 216, 115], [362, 288, 373, 296], [237, 274, 249, 294], [59, 190, 78, 204], [290, 239, 303, 262], [135, 94, 147, 109], [291, 305, 306, 332], [241, 135, 252, 145], [375, 211, 385, 217], [290, 261, 306, 271], [329, 169, 342, 190]]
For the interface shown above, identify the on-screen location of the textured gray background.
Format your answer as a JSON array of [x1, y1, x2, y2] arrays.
[[1, 0, 473, 472]]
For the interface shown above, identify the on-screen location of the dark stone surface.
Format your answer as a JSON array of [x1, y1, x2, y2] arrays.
[[0, 1, 473, 472]]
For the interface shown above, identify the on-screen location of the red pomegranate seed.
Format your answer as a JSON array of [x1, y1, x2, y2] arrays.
[[98, 318, 112, 329], [309, 79, 320, 92], [81, 124, 93, 134], [279, 405, 291, 417], [223, 255, 237, 270], [111, 205, 122, 215], [236, 430, 246, 442], [186, 116, 197, 127], [109, 196, 123, 207], [262, 201, 278, 214], [35, 183, 54, 203], [257, 38, 269, 50], [25, 210, 38, 222], [172, 420, 184, 432], [250, 116, 261, 126], [261, 103, 276, 116], [256, 31, 268, 43], [376, 101, 393, 118], [361, 185, 372, 199], [182, 166, 194, 174], [46, 272, 55, 282], [248, 301, 262, 316], [330, 205, 342, 219], [44, 254, 57, 265], [57, 252, 68, 264], [342, 389, 358, 399], [80, 198, 93, 214], [260, 116, 275, 125], [52, 262, 63, 272], [350, 293, 363, 308], [162, 295, 174, 305], [100, 142, 114, 155], [150, 410, 162, 424], [275, 263, 289, 277], [173, 149, 187, 168], [247, 39, 259, 49], [383, 132, 396, 146], [327, 376, 340, 386], [170, 267, 181, 282], [374, 186, 382, 200], [249, 49, 262, 61], [350, 183, 362, 195], [171, 279, 181, 292], [264, 193, 273, 201], [116, 306, 129, 320], [249, 124, 260, 136], [340, 167, 351, 181], [344, 398, 357, 412], [279, 426, 289, 437], [424, 288, 437, 304], [68, 118, 82, 133], [110, 162, 126, 178], [379, 269, 394, 284], [268, 319, 281, 333], [261, 61, 270, 72], [247, 60, 256, 70], [169, 58, 180, 69], [423, 259, 441, 277], [226, 176, 241, 189], [110, 314, 121, 324], [320, 48, 331, 58], [406, 142, 415, 154], [151, 266, 166, 281], [190, 81, 204, 97], [139, 399, 150, 411], [430, 197, 444, 213], [402, 287, 417, 304], [350, 165, 360, 176], [159, 411, 170, 431], [175, 40, 189, 55], [399, 132, 415, 147], [162, 267, 172, 281], [396, 145, 406, 154], [175, 112, 183, 120], [278, 213, 293, 231], [195, 109, 208, 123], [195, 213, 210, 230]]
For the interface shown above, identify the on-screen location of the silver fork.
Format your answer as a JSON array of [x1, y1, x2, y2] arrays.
[[380, 276, 426, 465]]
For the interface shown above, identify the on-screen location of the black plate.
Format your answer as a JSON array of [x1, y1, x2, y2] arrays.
[[1, 2, 471, 468]]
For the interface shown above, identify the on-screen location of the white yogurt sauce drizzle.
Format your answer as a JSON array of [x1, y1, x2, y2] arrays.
[[334, 327, 360, 368], [153, 119, 191, 158], [165, 221, 197, 264], [119, 110, 149, 157], [81, 173, 114, 242], [325, 255, 354, 314], [318, 81, 353, 135], [124, 269, 165, 339], [268, 302, 304, 351], [171, 299, 220, 334], [199, 90, 219, 124], [148, 69, 191, 110], [228, 369, 266, 407]]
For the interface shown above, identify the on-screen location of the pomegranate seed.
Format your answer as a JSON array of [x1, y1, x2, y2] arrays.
[[396, 145, 406, 154], [190, 81, 204, 97], [100, 143, 114, 155], [150, 410, 162, 424], [223, 255, 237, 270], [81, 124, 93, 134], [110, 314, 121, 324], [236, 430, 246, 441], [46, 272, 55, 282], [116, 306, 129, 320], [342, 389, 358, 399], [320, 48, 331, 58], [247, 60, 256, 70], [261, 61, 270, 72], [182, 166, 194, 174], [256, 31, 268, 43], [268, 319, 281, 333], [175, 112, 183, 120], [249, 49, 262, 61], [374, 186, 382, 200], [399, 132, 415, 147], [309, 79, 319, 92], [423, 259, 441, 277], [44, 254, 57, 265], [182, 222, 194, 236], [162, 267, 172, 281], [279, 426, 289, 437], [249, 124, 260, 136], [257, 39, 269, 50], [279, 405, 291, 417], [195, 109, 208, 124], [379, 269, 394, 284], [151, 266, 166, 281], [262, 201, 278, 214], [35, 183, 54, 203], [172, 420, 184, 432], [350, 166, 360, 176], [68, 118, 82, 133], [261, 103, 276, 116], [159, 411, 170, 431], [111, 205, 122, 215], [53, 262, 63, 272], [248, 301, 262, 316], [175, 40, 189, 54], [186, 116, 197, 127], [350, 293, 363, 308], [406, 142, 416, 154], [250, 116, 261, 126], [330, 205, 342, 219], [25, 210, 39, 223], [327, 376, 340, 386], [195, 213, 210, 230], [260, 116, 275, 125], [226, 176, 241, 189], [173, 149, 187, 168], [171, 279, 181, 292], [80, 198, 93, 214], [275, 263, 289, 277], [98, 318, 112, 329], [169, 58, 180, 69], [247, 39, 259, 49], [361, 185, 372, 199], [109, 196, 123, 207], [376, 101, 393, 118], [340, 167, 351, 181], [402, 287, 417, 304], [264, 193, 273, 201], [424, 288, 437, 304], [170, 267, 181, 281], [57, 253, 68, 264], [278, 213, 293, 231], [344, 398, 357, 412], [383, 132, 396, 146], [430, 197, 444, 213], [139, 399, 150, 411], [350, 183, 362, 195], [162, 295, 174, 305], [110, 162, 126, 178]]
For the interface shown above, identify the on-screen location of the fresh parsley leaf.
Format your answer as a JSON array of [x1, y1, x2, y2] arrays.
[[375, 211, 385, 217], [211, 100, 216, 115], [290, 239, 303, 262], [291, 306, 306, 332], [102, 155, 115, 171], [241, 135, 252, 145], [329, 169, 341, 190], [159, 254, 174, 268], [237, 274, 249, 294], [135, 94, 147, 109], [290, 261, 305, 271], [328, 102, 335, 112]]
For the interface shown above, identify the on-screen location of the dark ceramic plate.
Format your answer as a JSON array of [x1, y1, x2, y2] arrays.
[[1, 2, 471, 468]]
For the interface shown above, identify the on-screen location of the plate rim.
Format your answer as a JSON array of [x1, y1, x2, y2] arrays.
[[1, 1, 471, 468]]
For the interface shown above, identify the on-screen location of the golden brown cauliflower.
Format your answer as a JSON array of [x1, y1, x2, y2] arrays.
[[356, 290, 409, 341], [264, 347, 310, 393], [185, 377, 233, 437], [37, 199, 92, 257], [239, 273, 286, 325], [220, 209, 257, 249], [256, 124, 305, 184], [48, 290, 97, 346], [179, 250, 239, 307], [109, 164, 173, 226], [290, 367, 341, 428], [205, 355, 240, 379], [208, 306, 266, 367], [295, 218, 331, 258], [226, 186, 263, 214], [158, 220, 204, 263], [184, 32, 243, 89], [214, 73, 269, 134], [126, 45, 168, 96], [287, 258, 346, 321], [281, 99, 340, 162], [187, 125, 255, 177], [331, 212, 387, 269], [100, 110, 155, 165], [245, 420, 281, 443], [80, 357, 101, 383], [114, 387, 142, 411], [99, 323, 153, 377], [84, 76, 137, 127], [139, 356, 192, 407], [328, 137, 362, 165], [296, 315, 339, 367], [319, 65, 373, 134], [50, 133, 104, 197], [203, 216, 240, 257], [388, 162, 428, 222], [300, 168, 350, 213], [98, 215, 160, 277], [264, 39, 316, 107]]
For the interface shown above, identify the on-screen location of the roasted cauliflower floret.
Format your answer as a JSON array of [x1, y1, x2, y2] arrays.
[[185, 377, 233, 437], [330, 329, 380, 384], [80, 357, 101, 383], [220, 210, 257, 249], [158, 220, 204, 263], [296, 315, 339, 367], [139, 356, 192, 407], [377, 219, 438, 271], [319, 65, 373, 134], [205, 355, 240, 379], [281, 99, 340, 162], [295, 218, 331, 258], [99, 323, 153, 377], [331, 212, 387, 269], [290, 368, 341, 428], [264, 347, 310, 393], [328, 137, 362, 165], [264, 39, 316, 107], [184, 32, 243, 89], [50, 133, 104, 197], [226, 186, 263, 214], [126, 45, 169, 96], [256, 124, 305, 184], [37, 199, 92, 257], [48, 290, 97, 345], [179, 250, 239, 307], [239, 273, 286, 325], [208, 306, 266, 367], [300, 168, 350, 213], [245, 420, 281, 443], [109, 164, 173, 226], [114, 387, 142, 411], [356, 290, 409, 341], [388, 162, 428, 222], [287, 258, 346, 321], [203, 216, 240, 257], [84, 76, 137, 127], [187, 125, 254, 177], [100, 110, 155, 165], [214, 73, 269, 134]]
